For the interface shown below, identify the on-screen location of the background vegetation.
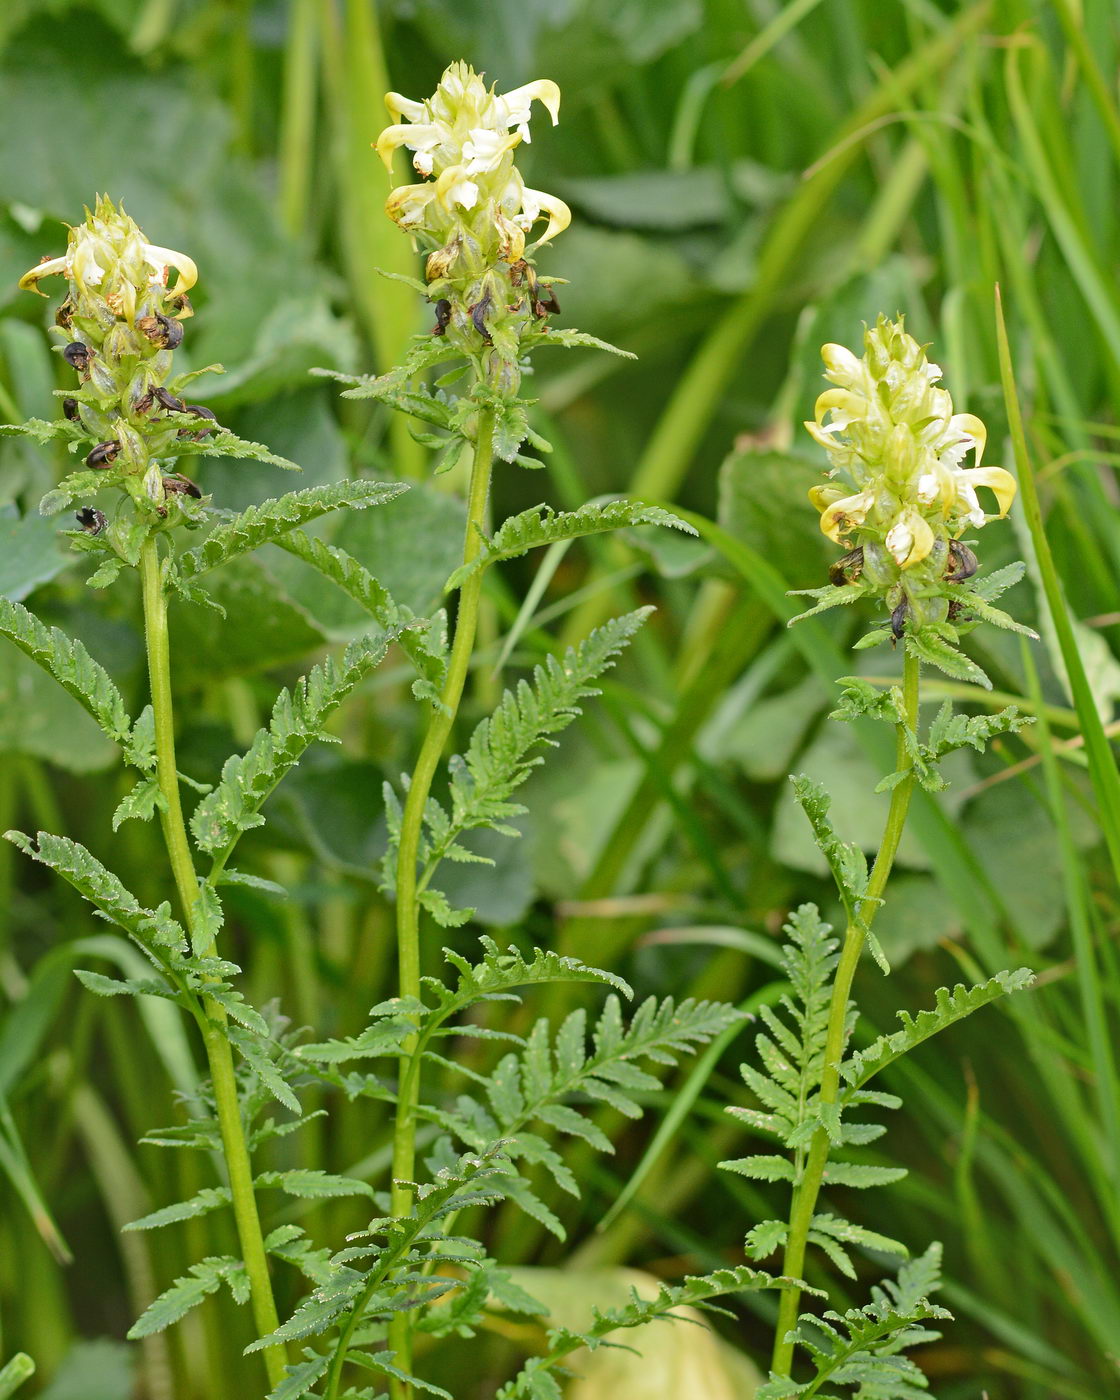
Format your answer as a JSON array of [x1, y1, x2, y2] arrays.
[[0, 1, 1116, 1396]]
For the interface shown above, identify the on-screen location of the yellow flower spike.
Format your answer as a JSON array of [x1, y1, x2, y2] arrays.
[[885, 508, 935, 569]]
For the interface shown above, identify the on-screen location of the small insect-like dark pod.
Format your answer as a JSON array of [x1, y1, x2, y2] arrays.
[[137, 312, 185, 350], [535, 283, 561, 317], [162, 473, 202, 499], [152, 386, 185, 412], [947, 599, 965, 624], [176, 404, 218, 440], [55, 299, 75, 330], [86, 440, 121, 468], [508, 259, 528, 287], [62, 397, 81, 421], [165, 293, 193, 317], [828, 546, 865, 588], [132, 389, 155, 416], [63, 342, 92, 372], [469, 291, 493, 343], [945, 540, 979, 583], [890, 598, 909, 641], [75, 507, 107, 535], [432, 298, 452, 336]]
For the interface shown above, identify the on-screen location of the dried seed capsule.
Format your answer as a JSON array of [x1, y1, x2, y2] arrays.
[[161, 473, 202, 499], [86, 440, 121, 468], [890, 598, 909, 641], [469, 291, 493, 343], [75, 507, 107, 535], [62, 397, 80, 421], [945, 540, 979, 583], [56, 299, 75, 330], [137, 312, 184, 349], [828, 546, 865, 588], [432, 298, 452, 336], [63, 342, 92, 371], [165, 292, 193, 317], [132, 389, 154, 416], [534, 282, 561, 317], [176, 404, 218, 439], [152, 386, 185, 412]]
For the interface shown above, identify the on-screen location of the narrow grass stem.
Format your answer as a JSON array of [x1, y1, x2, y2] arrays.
[[382, 407, 495, 1400], [771, 651, 921, 1377], [139, 539, 286, 1389]]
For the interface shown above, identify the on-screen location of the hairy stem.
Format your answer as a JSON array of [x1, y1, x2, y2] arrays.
[[139, 538, 286, 1389], [771, 650, 921, 1376], [380, 407, 495, 1400]]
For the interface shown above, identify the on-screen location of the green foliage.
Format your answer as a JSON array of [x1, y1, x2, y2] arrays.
[[191, 634, 392, 859], [841, 970, 1036, 1091], [274, 529, 447, 702], [128, 1256, 250, 1339], [389, 611, 649, 924], [499, 1266, 794, 1400], [5, 831, 185, 953], [175, 480, 409, 583], [724, 905, 840, 1159], [757, 1247, 949, 1398], [429, 993, 743, 1236], [0, 597, 140, 759], [789, 780, 872, 935], [830, 677, 1034, 793], [446, 502, 694, 589]]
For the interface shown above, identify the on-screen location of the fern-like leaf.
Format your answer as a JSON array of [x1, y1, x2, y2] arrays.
[[176, 480, 408, 582], [500, 1266, 797, 1399], [275, 529, 447, 701], [128, 1256, 249, 1338], [723, 905, 840, 1169], [191, 634, 392, 858], [5, 831, 185, 952], [841, 969, 1034, 1091], [409, 611, 649, 914], [447, 502, 694, 589], [758, 1246, 948, 1398], [0, 597, 136, 755], [432, 994, 742, 1235], [789, 780, 871, 934]]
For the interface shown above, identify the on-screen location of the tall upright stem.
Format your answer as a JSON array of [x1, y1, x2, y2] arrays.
[[771, 651, 921, 1376], [382, 408, 495, 1398], [139, 539, 287, 1389]]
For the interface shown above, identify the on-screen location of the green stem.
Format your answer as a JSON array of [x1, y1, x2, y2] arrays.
[[381, 407, 495, 1400], [771, 650, 921, 1377], [139, 539, 287, 1390]]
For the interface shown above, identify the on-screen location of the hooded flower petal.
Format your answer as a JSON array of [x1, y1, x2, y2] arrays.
[[817, 489, 876, 544], [956, 466, 1017, 520], [885, 508, 935, 568]]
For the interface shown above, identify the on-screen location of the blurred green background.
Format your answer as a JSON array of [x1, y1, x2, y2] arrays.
[[1, 1, 1118, 1396]]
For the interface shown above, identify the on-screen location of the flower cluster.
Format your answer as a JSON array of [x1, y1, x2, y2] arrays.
[[375, 63, 570, 363], [805, 317, 1016, 608], [19, 196, 215, 531]]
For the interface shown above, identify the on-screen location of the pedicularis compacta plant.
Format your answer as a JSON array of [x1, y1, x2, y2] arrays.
[[0, 62, 1035, 1400]]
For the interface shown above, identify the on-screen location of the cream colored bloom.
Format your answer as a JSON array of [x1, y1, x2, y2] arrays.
[[20, 197, 196, 323], [804, 316, 1016, 572], [376, 62, 570, 253]]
